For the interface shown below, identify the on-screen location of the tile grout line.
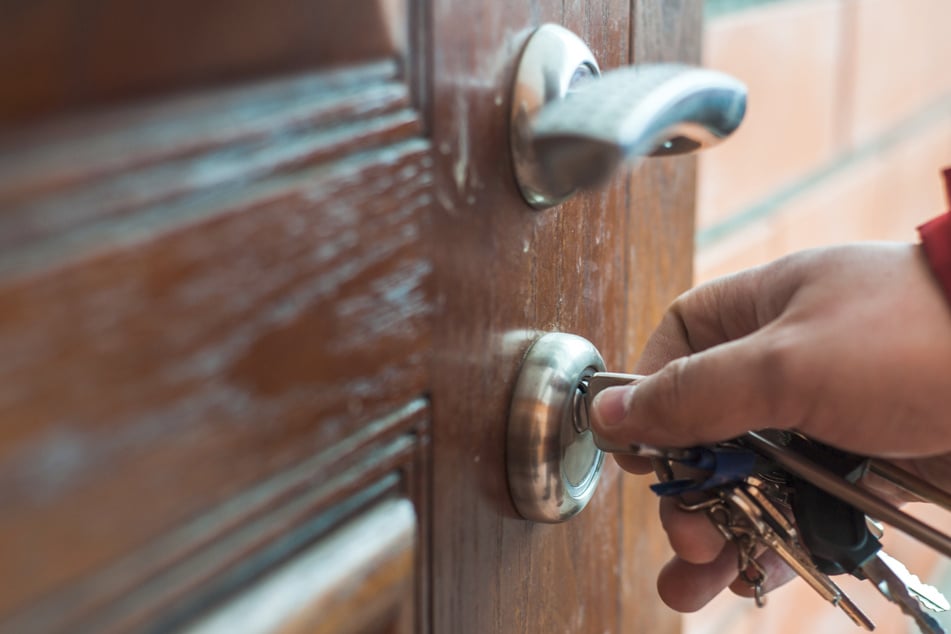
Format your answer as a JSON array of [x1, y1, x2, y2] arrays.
[[697, 91, 951, 249], [704, 0, 800, 20]]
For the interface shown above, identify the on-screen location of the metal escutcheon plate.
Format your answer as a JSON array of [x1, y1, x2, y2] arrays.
[[507, 332, 606, 522], [510, 24, 601, 209]]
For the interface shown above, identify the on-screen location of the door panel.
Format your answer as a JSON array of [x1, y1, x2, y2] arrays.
[[0, 0, 698, 631], [181, 497, 418, 634], [0, 19, 433, 629], [429, 2, 630, 633], [0, 0, 410, 126], [429, 1, 697, 631]]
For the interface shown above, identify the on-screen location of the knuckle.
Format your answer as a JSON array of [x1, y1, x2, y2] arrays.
[[650, 356, 692, 419], [754, 331, 804, 421], [669, 289, 692, 316]]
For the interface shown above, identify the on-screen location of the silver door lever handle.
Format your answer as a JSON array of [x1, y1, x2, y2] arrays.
[[510, 25, 747, 209]]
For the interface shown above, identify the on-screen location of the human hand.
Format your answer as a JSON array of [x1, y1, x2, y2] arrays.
[[589, 242, 951, 611]]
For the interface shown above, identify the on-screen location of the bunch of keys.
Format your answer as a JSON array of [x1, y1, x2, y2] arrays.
[[581, 372, 951, 633]]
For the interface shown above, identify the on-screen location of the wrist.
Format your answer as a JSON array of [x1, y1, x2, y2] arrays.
[[917, 168, 951, 307]]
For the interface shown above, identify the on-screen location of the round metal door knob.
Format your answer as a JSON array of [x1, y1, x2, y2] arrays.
[[507, 332, 606, 522]]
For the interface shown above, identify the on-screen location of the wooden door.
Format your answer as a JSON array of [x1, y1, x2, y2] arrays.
[[0, 1, 699, 632]]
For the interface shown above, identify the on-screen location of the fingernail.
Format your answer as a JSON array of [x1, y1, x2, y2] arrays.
[[591, 385, 635, 429]]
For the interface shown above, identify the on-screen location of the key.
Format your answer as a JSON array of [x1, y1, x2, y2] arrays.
[[862, 554, 947, 634], [792, 475, 882, 576], [876, 551, 951, 614], [676, 475, 874, 627], [745, 431, 951, 559], [581, 373, 765, 492], [867, 460, 951, 512], [581, 372, 675, 456], [582, 371, 951, 629], [649, 445, 759, 496], [794, 477, 948, 633], [726, 479, 875, 629], [675, 489, 772, 606]]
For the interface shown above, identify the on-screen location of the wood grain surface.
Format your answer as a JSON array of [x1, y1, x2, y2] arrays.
[[428, 1, 696, 632], [0, 0, 408, 127], [0, 57, 433, 628], [181, 497, 417, 634], [0, 0, 700, 631]]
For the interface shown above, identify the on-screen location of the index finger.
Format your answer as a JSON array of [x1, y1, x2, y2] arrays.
[[635, 261, 796, 375]]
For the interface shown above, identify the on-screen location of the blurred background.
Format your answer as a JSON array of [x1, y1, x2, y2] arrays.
[[696, 0, 951, 282], [689, 0, 951, 632]]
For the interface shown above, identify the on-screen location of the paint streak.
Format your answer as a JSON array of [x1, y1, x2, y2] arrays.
[[453, 93, 470, 195]]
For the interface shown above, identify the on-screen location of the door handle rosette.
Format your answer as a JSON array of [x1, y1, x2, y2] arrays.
[[510, 24, 747, 209]]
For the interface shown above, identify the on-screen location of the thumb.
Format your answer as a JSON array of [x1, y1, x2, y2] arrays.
[[590, 330, 804, 447]]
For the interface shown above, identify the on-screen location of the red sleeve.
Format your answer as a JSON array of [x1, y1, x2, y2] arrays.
[[917, 168, 951, 305]]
